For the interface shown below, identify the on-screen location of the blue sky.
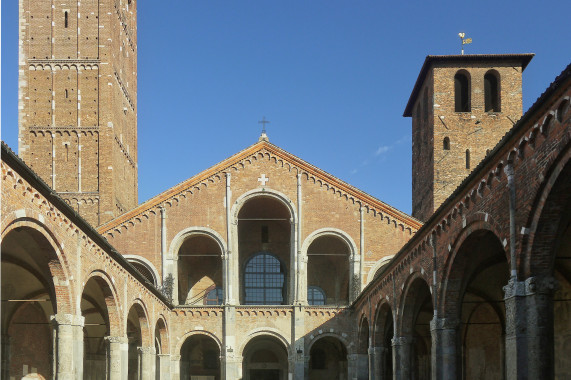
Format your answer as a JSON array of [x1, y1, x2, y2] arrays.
[[2, 1, 570, 215]]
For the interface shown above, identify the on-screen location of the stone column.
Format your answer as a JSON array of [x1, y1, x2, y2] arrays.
[[170, 354, 181, 380], [106, 336, 128, 380], [138, 346, 156, 380], [1, 335, 11, 380], [51, 313, 85, 380], [391, 336, 412, 380], [504, 276, 557, 380], [157, 354, 171, 380], [430, 317, 459, 380], [370, 346, 385, 380]]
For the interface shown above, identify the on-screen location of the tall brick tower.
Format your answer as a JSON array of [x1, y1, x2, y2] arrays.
[[404, 54, 534, 222], [18, 0, 138, 227]]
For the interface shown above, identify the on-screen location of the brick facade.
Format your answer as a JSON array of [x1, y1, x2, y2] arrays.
[[18, 0, 138, 227]]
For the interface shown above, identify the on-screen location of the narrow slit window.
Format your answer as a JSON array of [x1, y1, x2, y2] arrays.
[[443, 137, 450, 150], [466, 149, 471, 169], [64, 11, 68, 28], [65, 89, 68, 98], [261, 225, 269, 243]]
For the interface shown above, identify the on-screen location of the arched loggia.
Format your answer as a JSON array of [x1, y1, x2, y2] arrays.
[[441, 227, 508, 379]]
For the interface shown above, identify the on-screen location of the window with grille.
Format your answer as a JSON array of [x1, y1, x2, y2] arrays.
[[244, 253, 285, 305], [204, 286, 223, 305], [308, 286, 326, 305]]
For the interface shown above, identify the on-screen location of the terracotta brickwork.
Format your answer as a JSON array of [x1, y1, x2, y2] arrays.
[[407, 55, 533, 221], [18, 0, 138, 227]]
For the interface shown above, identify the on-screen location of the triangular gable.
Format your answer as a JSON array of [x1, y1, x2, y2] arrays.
[[98, 140, 422, 234]]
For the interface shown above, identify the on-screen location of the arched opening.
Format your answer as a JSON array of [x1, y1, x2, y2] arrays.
[[373, 303, 393, 380], [484, 70, 501, 112], [180, 334, 220, 380], [309, 336, 348, 380], [238, 196, 292, 305], [82, 277, 114, 379], [128, 259, 157, 286], [529, 158, 571, 378], [1, 227, 59, 379], [178, 234, 223, 305], [401, 277, 433, 380], [126, 304, 146, 380], [357, 317, 370, 380], [443, 137, 450, 151], [556, 99, 569, 123], [307, 235, 351, 305], [444, 229, 508, 379], [154, 318, 168, 380], [242, 335, 289, 380], [454, 71, 471, 112]]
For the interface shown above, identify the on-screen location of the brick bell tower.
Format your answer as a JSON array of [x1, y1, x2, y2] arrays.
[[404, 54, 534, 222], [18, 0, 138, 227]]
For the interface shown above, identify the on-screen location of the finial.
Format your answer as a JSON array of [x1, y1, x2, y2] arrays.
[[458, 32, 472, 55], [258, 116, 270, 142]]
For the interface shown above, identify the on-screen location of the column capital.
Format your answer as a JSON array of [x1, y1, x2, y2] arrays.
[[137, 346, 156, 355], [430, 317, 460, 331], [50, 313, 84, 326], [503, 277, 527, 299], [171, 354, 182, 361], [391, 336, 413, 346], [105, 335, 128, 344], [158, 353, 171, 358], [525, 276, 558, 295]]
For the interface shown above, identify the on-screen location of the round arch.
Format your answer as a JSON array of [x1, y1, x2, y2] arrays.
[[301, 228, 358, 258], [154, 314, 170, 355], [439, 220, 507, 318], [307, 332, 351, 353], [126, 298, 152, 347], [238, 328, 292, 358], [396, 271, 432, 336], [367, 255, 395, 284], [2, 216, 73, 315], [230, 188, 297, 224], [124, 255, 161, 286], [175, 330, 223, 356], [523, 145, 571, 277], [82, 269, 123, 337], [168, 227, 227, 304], [168, 226, 227, 261]]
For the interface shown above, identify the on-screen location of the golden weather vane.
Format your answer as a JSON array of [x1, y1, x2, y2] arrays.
[[458, 32, 472, 55]]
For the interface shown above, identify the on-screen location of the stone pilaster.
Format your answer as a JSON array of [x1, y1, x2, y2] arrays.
[[51, 313, 84, 380], [391, 336, 412, 380], [105, 336, 128, 380], [430, 317, 459, 380], [170, 354, 181, 380], [157, 354, 171, 380], [347, 353, 359, 380], [504, 276, 557, 380], [371, 346, 386, 380], [138, 346, 156, 380]]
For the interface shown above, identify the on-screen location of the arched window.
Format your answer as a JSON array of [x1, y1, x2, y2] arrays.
[[454, 71, 470, 112], [204, 286, 223, 305], [244, 253, 285, 305], [557, 99, 569, 123], [307, 286, 326, 305], [484, 70, 500, 112], [466, 149, 471, 169], [443, 137, 450, 150]]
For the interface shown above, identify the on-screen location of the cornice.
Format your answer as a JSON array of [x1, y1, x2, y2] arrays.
[[98, 141, 422, 234]]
